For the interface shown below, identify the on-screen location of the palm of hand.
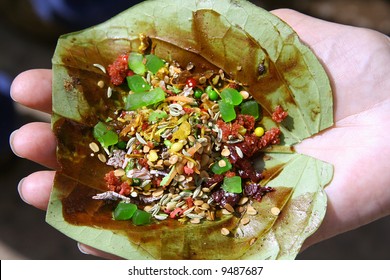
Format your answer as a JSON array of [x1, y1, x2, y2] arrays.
[[272, 10, 390, 245]]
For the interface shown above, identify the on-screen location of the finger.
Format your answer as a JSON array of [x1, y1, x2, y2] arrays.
[[77, 243, 123, 260], [18, 171, 55, 210], [10, 69, 52, 114], [10, 122, 59, 169]]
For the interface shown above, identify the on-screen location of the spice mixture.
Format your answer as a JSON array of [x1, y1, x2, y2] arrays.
[[91, 37, 288, 228]]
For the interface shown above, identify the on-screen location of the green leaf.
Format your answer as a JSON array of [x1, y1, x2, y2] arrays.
[[49, 0, 334, 260]]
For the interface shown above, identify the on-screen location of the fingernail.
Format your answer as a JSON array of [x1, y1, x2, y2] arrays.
[[77, 243, 90, 255], [9, 130, 20, 157], [17, 178, 30, 205]]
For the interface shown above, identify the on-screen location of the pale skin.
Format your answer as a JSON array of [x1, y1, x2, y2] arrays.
[[9, 9, 390, 258]]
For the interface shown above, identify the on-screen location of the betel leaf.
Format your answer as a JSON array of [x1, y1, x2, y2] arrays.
[[48, 0, 333, 260]]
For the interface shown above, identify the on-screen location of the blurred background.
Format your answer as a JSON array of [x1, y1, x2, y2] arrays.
[[0, 0, 389, 260]]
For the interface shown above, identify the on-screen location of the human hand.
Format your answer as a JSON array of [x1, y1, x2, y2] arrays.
[[10, 9, 390, 257]]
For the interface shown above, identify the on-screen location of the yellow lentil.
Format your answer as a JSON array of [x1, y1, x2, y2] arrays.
[[254, 127, 265, 137]]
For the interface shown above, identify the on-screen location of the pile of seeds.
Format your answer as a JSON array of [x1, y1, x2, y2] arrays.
[[90, 42, 287, 230]]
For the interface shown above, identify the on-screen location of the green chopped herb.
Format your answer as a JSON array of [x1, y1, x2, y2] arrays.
[[125, 87, 165, 111], [222, 176, 242, 194], [128, 52, 146, 75], [126, 75, 151, 93], [93, 121, 118, 148], [240, 100, 261, 120], [211, 157, 232, 174], [132, 178, 141, 186], [145, 54, 165, 74], [148, 110, 168, 123], [113, 202, 137, 220], [124, 159, 134, 172], [164, 139, 172, 148], [132, 209, 152, 225], [221, 88, 243, 106], [218, 100, 236, 122]]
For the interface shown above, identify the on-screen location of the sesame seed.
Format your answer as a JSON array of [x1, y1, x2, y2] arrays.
[[271, 207, 281, 216], [240, 90, 249, 99], [97, 153, 106, 163], [130, 191, 138, 198], [194, 200, 204, 206], [114, 169, 125, 177], [238, 197, 249, 206], [152, 188, 164, 197], [221, 209, 231, 215], [246, 205, 257, 215], [221, 228, 230, 236], [89, 142, 100, 153], [201, 203, 210, 210], [92, 63, 106, 74], [107, 87, 112, 98], [224, 203, 235, 213], [97, 80, 105, 88], [241, 217, 250, 225], [190, 218, 201, 224]]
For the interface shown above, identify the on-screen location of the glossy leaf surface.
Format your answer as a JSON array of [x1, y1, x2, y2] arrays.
[[47, 0, 333, 260]]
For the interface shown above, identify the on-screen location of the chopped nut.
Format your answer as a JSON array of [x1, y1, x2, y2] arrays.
[[169, 155, 179, 165], [143, 145, 150, 153], [148, 150, 158, 162]]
